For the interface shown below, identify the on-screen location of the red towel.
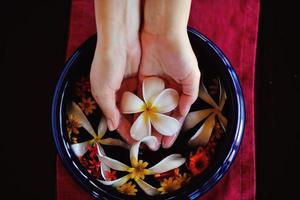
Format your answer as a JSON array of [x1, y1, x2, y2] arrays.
[[57, 0, 259, 199]]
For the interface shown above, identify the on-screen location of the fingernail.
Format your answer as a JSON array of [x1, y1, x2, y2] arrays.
[[107, 119, 115, 131]]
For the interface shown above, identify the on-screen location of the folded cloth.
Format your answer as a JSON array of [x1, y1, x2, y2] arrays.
[[57, 0, 259, 199]]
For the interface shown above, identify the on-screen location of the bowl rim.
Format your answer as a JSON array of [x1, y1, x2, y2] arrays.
[[51, 27, 245, 200]]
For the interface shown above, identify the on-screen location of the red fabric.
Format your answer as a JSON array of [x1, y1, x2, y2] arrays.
[[57, 0, 259, 199]]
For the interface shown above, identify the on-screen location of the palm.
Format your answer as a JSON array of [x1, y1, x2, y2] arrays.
[[139, 33, 200, 148]]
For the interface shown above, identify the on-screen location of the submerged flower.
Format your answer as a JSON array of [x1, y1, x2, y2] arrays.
[[121, 77, 180, 141], [98, 136, 186, 196], [183, 80, 227, 146], [67, 102, 128, 180], [78, 97, 97, 115], [74, 77, 91, 97], [117, 182, 138, 196], [66, 114, 81, 135], [189, 148, 209, 175]]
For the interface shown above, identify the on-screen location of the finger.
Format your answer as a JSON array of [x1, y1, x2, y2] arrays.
[[162, 112, 185, 149], [92, 86, 120, 131], [117, 115, 137, 145], [179, 69, 200, 117]]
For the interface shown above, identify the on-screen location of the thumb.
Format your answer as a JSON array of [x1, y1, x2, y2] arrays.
[[92, 87, 120, 131]]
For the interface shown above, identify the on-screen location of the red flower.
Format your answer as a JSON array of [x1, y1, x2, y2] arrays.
[[105, 170, 117, 181], [87, 144, 98, 159], [74, 77, 91, 97], [189, 148, 210, 176], [79, 145, 102, 179]]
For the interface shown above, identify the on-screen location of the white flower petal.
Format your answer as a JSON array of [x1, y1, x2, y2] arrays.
[[152, 88, 179, 113], [150, 113, 180, 136], [121, 92, 145, 114], [217, 113, 228, 131], [142, 77, 165, 104], [98, 174, 131, 187], [100, 138, 129, 149], [98, 155, 129, 171], [97, 116, 107, 139], [71, 141, 89, 157], [96, 143, 106, 156], [199, 82, 219, 109], [148, 154, 186, 175], [188, 113, 216, 147], [130, 112, 151, 141], [130, 136, 159, 165], [219, 81, 227, 110], [68, 102, 97, 137], [135, 179, 159, 196], [183, 109, 214, 131], [100, 163, 111, 181]]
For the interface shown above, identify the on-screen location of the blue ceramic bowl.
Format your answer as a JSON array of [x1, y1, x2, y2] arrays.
[[52, 28, 245, 200]]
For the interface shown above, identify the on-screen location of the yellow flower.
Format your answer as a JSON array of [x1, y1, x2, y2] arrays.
[[66, 114, 81, 135], [158, 177, 181, 194], [127, 159, 150, 180], [78, 97, 96, 115], [157, 172, 191, 194], [176, 173, 191, 186], [117, 182, 137, 196]]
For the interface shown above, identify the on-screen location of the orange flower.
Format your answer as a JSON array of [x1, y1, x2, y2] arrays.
[[117, 182, 137, 196], [66, 114, 81, 135], [189, 148, 209, 175], [154, 168, 180, 179], [158, 176, 182, 194], [78, 97, 97, 115]]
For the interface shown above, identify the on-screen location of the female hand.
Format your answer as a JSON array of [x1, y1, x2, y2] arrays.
[[139, 0, 200, 148], [90, 0, 141, 133]]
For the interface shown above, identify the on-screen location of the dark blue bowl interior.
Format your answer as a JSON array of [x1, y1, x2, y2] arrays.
[[52, 28, 245, 200]]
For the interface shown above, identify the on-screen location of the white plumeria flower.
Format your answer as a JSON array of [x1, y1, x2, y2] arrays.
[[67, 102, 129, 180], [183, 80, 227, 146], [97, 136, 186, 196], [121, 77, 181, 141]]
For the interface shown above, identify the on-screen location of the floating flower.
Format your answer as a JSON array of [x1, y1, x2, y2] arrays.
[[117, 182, 138, 196], [176, 172, 191, 186], [67, 102, 129, 180], [98, 136, 186, 196], [157, 176, 181, 194], [121, 77, 181, 141], [79, 153, 101, 179], [189, 148, 209, 176], [78, 97, 97, 115], [66, 114, 81, 135], [154, 168, 180, 179], [105, 170, 117, 181], [183, 79, 227, 146], [157, 170, 190, 194]]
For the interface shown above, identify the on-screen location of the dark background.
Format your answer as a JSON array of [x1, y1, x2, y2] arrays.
[[1, 1, 299, 199]]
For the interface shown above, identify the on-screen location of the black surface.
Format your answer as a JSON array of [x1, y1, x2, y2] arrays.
[[1, 1, 299, 200], [1, 1, 70, 200], [255, 1, 300, 199]]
